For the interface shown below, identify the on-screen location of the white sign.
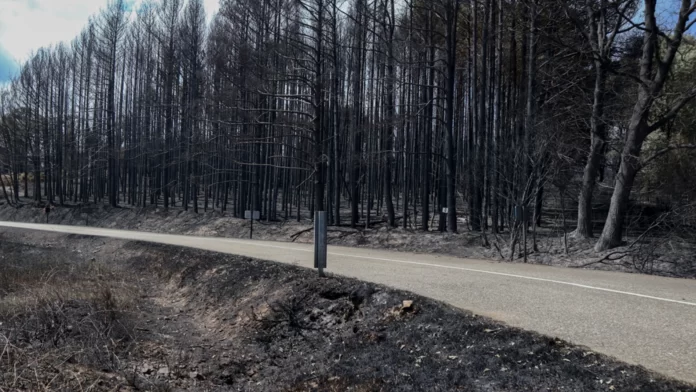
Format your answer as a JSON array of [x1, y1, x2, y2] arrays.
[[245, 210, 260, 220], [442, 207, 449, 214]]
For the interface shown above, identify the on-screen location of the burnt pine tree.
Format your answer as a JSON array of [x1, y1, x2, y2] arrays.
[[2, 0, 696, 260]]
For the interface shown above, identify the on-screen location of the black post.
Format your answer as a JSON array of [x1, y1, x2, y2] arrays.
[[523, 206, 528, 263], [314, 211, 327, 277], [250, 181, 256, 239]]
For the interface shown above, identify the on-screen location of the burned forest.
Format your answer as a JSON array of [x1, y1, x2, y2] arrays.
[[2, 0, 696, 267]]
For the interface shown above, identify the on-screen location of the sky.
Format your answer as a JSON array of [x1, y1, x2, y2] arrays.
[[0, 0, 693, 85], [0, 0, 220, 83]]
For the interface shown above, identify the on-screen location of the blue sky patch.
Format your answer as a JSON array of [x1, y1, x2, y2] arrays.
[[0, 44, 19, 83]]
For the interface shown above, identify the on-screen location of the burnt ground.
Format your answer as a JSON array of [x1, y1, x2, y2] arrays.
[[0, 228, 693, 391], [1, 201, 694, 278]]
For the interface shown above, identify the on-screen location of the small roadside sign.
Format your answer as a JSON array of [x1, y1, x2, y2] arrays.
[[246, 210, 260, 239], [245, 210, 260, 220]]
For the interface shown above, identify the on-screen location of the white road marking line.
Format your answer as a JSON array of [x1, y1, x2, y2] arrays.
[[3, 223, 696, 308], [208, 239, 696, 306], [328, 253, 696, 307], [215, 238, 696, 308]]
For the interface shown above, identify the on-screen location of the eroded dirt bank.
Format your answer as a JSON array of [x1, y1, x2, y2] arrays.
[[0, 228, 693, 391]]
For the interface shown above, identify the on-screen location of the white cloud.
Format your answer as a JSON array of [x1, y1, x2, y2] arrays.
[[0, 0, 106, 62], [204, 0, 221, 21], [0, 0, 221, 65]]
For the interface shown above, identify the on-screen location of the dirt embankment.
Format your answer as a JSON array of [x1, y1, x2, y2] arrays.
[[0, 229, 693, 391], [1, 201, 695, 278]]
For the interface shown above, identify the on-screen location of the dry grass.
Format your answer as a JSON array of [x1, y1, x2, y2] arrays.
[[0, 173, 41, 182], [0, 246, 138, 391], [0, 233, 692, 391], [0, 257, 135, 313]]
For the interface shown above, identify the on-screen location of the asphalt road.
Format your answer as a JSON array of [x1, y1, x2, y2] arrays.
[[0, 221, 694, 384]]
